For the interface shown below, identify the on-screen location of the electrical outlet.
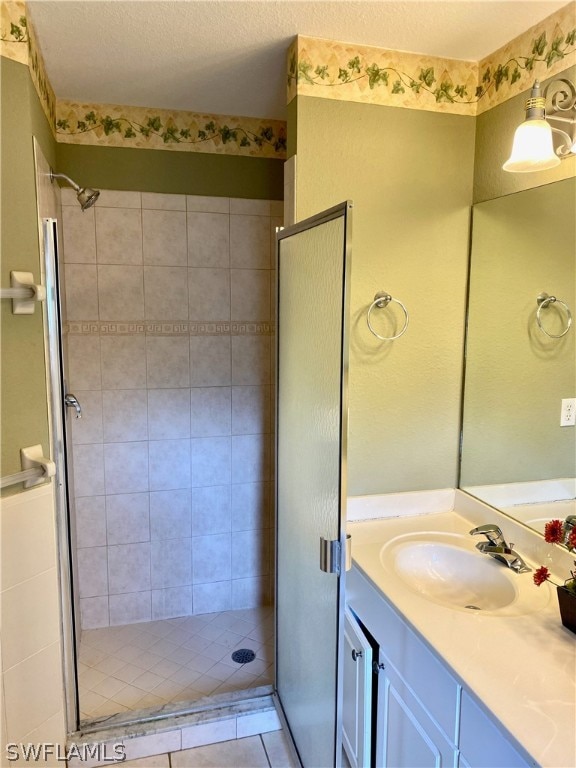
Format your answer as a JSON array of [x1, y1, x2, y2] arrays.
[[560, 398, 576, 427]]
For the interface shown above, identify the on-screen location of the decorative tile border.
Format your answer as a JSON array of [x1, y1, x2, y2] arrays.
[[64, 321, 275, 336], [55, 100, 287, 158], [287, 4, 576, 115]]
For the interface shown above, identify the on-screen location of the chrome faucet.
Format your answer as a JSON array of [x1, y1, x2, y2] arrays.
[[469, 524, 506, 547], [564, 515, 576, 547], [469, 524, 531, 574]]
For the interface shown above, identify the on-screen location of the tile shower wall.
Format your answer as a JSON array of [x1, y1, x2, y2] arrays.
[[60, 189, 281, 629]]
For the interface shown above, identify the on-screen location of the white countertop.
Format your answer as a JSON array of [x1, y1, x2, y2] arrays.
[[348, 501, 576, 768]]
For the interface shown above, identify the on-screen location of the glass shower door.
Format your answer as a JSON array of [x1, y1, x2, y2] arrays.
[[275, 202, 352, 768]]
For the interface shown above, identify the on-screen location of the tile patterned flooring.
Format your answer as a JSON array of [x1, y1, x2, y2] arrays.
[[121, 732, 297, 767], [78, 607, 274, 721]]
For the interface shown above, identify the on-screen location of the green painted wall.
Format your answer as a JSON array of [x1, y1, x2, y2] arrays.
[[56, 143, 283, 200], [292, 96, 476, 496], [474, 65, 576, 203], [461, 178, 575, 486], [1, 58, 55, 487]]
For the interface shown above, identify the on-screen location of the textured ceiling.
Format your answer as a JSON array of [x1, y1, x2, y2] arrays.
[[27, 0, 569, 119]]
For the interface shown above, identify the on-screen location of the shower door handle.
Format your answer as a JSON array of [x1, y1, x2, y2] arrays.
[[64, 393, 82, 419]]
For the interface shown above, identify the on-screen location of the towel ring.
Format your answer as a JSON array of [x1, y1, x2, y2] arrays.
[[536, 293, 572, 339], [367, 291, 409, 341]]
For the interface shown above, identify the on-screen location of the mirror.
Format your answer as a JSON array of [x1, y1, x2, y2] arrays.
[[460, 178, 576, 535]]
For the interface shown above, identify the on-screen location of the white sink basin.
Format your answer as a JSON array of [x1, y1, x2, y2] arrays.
[[519, 517, 549, 535], [380, 532, 549, 616]]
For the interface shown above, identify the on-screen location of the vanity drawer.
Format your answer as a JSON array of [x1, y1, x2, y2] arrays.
[[459, 691, 530, 768], [348, 567, 460, 743]]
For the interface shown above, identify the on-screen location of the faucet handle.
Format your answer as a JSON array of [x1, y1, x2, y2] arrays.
[[469, 524, 506, 547]]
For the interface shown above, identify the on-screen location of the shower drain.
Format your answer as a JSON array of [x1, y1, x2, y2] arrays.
[[231, 648, 256, 664]]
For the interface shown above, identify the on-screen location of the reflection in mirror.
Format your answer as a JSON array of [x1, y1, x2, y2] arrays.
[[460, 178, 576, 536]]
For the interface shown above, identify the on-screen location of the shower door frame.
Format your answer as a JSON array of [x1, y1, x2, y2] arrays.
[[41, 214, 81, 732], [274, 201, 353, 767]]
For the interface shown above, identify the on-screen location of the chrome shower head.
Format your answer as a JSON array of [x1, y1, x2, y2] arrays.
[[50, 171, 100, 211], [77, 186, 100, 211]]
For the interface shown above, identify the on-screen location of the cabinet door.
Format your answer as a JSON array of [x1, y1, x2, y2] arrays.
[[348, 567, 459, 743], [376, 652, 456, 768], [343, 608, 373, 768]]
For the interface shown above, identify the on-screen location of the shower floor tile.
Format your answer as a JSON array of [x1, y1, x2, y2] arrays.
[[78, 606, 274, 722]]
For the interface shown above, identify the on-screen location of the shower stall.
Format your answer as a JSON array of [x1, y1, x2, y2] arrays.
[[55, 182, 281, 723], [38, 149, 351, 764]]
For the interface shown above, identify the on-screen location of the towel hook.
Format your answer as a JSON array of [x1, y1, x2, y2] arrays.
[[367, 291, 409, 341], [536, 292, 572, 338]]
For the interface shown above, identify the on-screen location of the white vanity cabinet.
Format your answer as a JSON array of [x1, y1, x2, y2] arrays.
[[347, 565, 531, 768]]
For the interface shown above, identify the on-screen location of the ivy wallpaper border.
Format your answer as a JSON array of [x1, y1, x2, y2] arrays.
[[1, 1, 286, 159], [287, 36, 478, 115], [476, 2, 576, 114], [1, 1, 56, 129], [3, 0, 574, 153], [287, 3, 576, 115], [56, 100, 287, 158], [0, 0, 27, 64], [27, 8, 56, 128]]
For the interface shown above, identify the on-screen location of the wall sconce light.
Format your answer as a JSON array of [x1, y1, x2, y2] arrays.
[[503, 78, 576, 173]]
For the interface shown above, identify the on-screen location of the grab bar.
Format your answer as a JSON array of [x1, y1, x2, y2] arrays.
[[0, 272, 46, 314], [0, 445, 56, 490], [0, 467, 48, 489], [0, 287, 36, 299]]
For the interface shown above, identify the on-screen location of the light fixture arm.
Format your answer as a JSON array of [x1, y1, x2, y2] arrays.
[[542, 77, 576, 158], [550, 125, 575, 157], [543, 78, 576, 115]]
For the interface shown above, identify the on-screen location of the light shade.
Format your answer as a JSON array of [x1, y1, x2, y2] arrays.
[[503, 118, 561, 172]]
